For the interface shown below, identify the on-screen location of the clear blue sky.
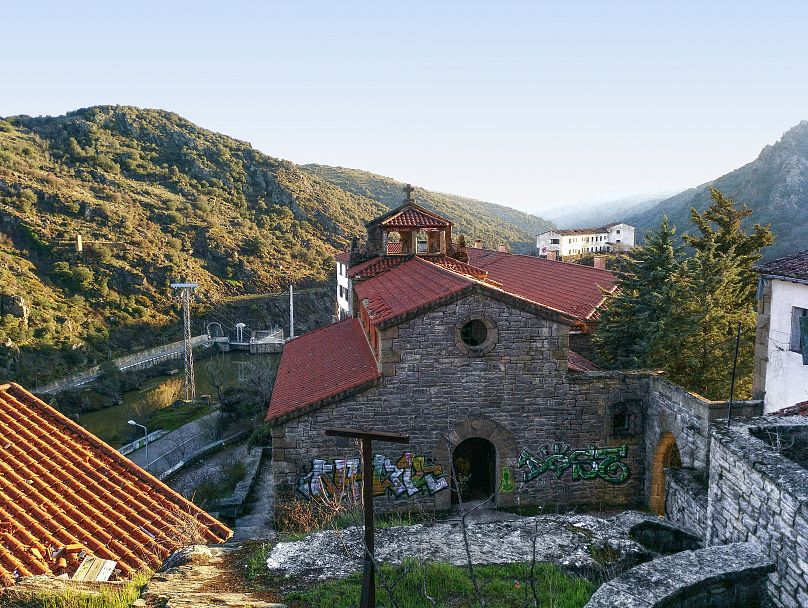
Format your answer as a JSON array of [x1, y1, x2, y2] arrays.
[[3, 0, 807, 213]]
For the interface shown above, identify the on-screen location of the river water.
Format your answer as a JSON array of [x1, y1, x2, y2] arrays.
[[78, 351, 272, 447]]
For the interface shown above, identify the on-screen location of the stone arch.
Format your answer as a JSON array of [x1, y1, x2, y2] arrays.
[[650, 432, 683, 515], [433, 415, 518, 510]]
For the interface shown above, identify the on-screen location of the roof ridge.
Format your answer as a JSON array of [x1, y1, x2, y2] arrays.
[[470, 248, 616, 275]]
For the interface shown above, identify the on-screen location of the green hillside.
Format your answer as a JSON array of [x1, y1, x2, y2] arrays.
[[0, 106, 550, 384], [303, 164, 552, 251], [628, 121, 808, 260]]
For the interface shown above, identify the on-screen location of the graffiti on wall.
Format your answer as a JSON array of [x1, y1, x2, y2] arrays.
[[518, 443, 630, 484], [297, 452, 449, 500]]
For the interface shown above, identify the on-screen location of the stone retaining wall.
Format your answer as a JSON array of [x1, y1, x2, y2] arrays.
[[665, 467, 708, 537], [707, 417, 808, 608], [585, 541, 774, 608]]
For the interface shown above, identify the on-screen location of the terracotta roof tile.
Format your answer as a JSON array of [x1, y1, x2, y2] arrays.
[[466, 248, 616, 320], [756, 249, 808, 282], [354, 258, 473, 325], [334, 251, 351, 264], [266, 319, 381, 423], [567, 351, 601, 372], [770, 400, 808, 417], [0, 383, 231, 587], [380, 206, 451, 229], [348, 255, 408, 279], [427, 256, 489, 280]]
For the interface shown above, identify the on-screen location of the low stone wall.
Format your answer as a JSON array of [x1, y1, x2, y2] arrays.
[[585, 541, 774, 608], [214, 447, 265, 518], [665, 467, 708, 537], [707, 416, 808, 608]]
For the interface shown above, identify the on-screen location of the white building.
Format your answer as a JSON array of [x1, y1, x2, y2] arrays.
[[335, 252, 352, 321], [536, 222, 635, 259], [753, 250, 808, 413]]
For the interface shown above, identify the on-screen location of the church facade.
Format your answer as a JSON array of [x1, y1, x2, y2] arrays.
[[266, 193, 658, 512]]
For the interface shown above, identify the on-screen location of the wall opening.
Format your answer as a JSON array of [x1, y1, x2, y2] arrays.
[[650, 432, 682, 515], [452, 437, 496, 504]]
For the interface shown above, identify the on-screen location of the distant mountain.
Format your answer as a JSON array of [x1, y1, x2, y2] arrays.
[[628, 121, 808, 259], [303, 164, 553, 251], [542, 191, 677, 230], [0, 106, 550, 383]]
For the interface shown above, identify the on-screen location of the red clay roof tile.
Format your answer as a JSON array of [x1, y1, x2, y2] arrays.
[[381, 206, 452, 229], [0, 383, 231, 587], [266, 318, 381, 423], [567, 351, 602, 372], [466, 248, 616, 320], [756, 249, 808, 282]]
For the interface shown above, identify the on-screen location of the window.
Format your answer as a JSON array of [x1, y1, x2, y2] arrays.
[[616, 229, 621, 234], [461, 319, 488, 347], [791, 307, 808, 353], [550, 238, 560, 245]]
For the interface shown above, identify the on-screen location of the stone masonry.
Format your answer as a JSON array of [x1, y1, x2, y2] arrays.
[[272, 293, 647, 511], [707, 416, 808, 608]]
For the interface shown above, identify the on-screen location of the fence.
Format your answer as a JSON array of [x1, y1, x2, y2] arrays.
[[36, 335, 211, 395]]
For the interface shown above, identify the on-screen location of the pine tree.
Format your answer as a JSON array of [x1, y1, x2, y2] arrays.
[[594, 217, 682, 369], [660, 245, 755, 399], [684, 187, 774, 304]]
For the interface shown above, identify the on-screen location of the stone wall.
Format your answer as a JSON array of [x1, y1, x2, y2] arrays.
[[706, 417, 808, 608], [585, 541, 774, 608], [665, 468, 708, 537], [272, 293, 646, 512]]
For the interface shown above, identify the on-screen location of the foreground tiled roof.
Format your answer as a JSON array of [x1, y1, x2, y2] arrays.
[[0, 383, 231, 586], [428, 256, 490, 280], [756, 250, 808, 282], [354, 257, 473, 325], [567, 351, 602, 372], [266, 319, 381, 423], [466, 248, 617, 320], [380, 205, 451, 229]]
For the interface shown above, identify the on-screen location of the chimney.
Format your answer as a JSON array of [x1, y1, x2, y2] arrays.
[[473, 239, 483, 249], [593, 255, 607, 269], [496, 244, 508, 253], [546, 250, 558, 261]]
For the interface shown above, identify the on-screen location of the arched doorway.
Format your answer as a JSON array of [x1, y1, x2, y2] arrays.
[[452, 438, 496, 504], [650, 432, 683, 515]]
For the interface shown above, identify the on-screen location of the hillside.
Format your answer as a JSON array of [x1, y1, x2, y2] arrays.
[[0, 106, 550, 384], [628, 121, 808, 259], [541, 192, 676, 230], [303, 164, 552, 251]]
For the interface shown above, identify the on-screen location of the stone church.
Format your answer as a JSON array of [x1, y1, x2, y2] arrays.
[[265, 192, 664, 512]]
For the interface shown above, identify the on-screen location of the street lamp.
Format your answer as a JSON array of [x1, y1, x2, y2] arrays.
[[128, 420, 149, 471]]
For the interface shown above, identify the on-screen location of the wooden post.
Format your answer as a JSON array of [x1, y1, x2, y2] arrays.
[[325, 428, 409, 608]]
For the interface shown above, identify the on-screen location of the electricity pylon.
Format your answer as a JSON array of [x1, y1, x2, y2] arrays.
[[171, 282, 198, 401]]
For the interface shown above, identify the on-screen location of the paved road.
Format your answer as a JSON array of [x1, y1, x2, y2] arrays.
[[128, 410, 223, 476]]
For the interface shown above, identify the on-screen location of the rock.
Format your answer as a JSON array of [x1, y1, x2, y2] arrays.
[[0, 294, 29, 325]]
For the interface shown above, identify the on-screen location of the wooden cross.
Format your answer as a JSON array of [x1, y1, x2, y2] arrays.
[[403, 183, 415, 202], [325, 427, 410, 608]]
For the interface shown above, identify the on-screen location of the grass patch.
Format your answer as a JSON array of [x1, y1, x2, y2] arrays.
[[192, 460, 246, 507], [3, 571, 151, 608], [147, 401, 210, 433], [284, 559, 594, 608]]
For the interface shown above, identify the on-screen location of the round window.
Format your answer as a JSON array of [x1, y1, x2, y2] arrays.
[[460, 319, 488, 347]]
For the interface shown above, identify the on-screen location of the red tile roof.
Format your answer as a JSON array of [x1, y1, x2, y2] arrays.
[[567, 351, 602, 372], [266, 319, 381, 423], [428, 256, 490, 280], [770, 400, 808, 417], [0, 383, 231, 587], [348, 255, 407, 279], [380, 206, 451, 229], [466, 248, 616, 320], [756, 249, 808, 282], [334, 251, 351, 264], [354, 257, 473, 325]]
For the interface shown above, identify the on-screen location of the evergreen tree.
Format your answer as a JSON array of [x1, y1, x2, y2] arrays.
[[684, 187, 774, 304], [594, 217, 682, 369], [661, 244, 755, 399]]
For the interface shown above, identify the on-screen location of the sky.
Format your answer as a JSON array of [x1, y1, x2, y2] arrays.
[[2, 0, 808, 214]]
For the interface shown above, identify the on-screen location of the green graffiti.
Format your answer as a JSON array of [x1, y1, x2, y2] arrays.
[[518, 443, 630, 485], [499, 466, 514, 493]]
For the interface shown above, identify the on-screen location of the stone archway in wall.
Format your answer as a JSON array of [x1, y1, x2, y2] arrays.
[[433, 415, 518, 511], [650, 432, 683, 515], [452, 437, 496, 504]]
